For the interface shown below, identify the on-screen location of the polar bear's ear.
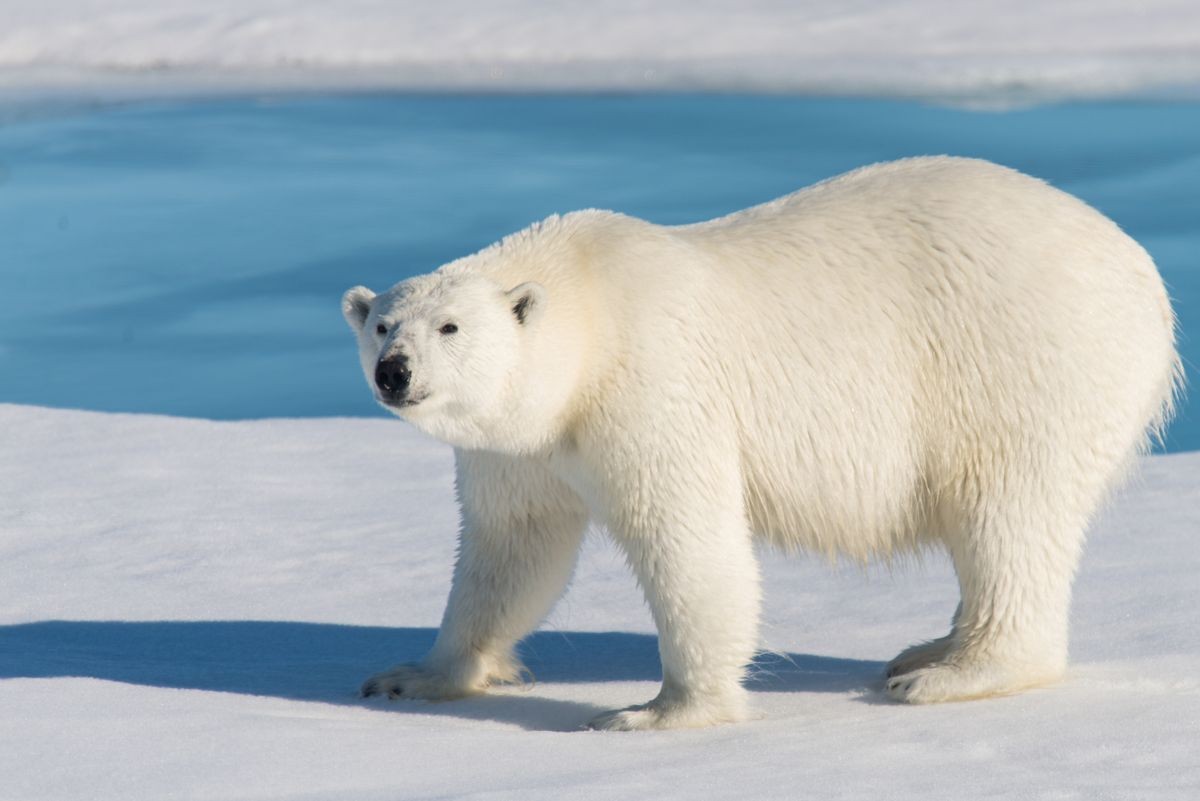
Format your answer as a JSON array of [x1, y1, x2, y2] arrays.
[[505, 282, 546, 326], [341, 286, 376, 331]]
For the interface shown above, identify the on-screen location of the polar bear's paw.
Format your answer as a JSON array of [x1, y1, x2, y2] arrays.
[[587, 694, 748, 731], [360, 663, 478, 701], [885, 658, 1062, 704], [361, 650, 525, 701], [884, 635, 955, 679]]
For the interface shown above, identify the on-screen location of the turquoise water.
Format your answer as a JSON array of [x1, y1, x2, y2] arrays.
[[0, 95, 1196, 449]]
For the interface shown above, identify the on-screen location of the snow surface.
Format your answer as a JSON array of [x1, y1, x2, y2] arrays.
[[2, 0, 1200, 102], [1, 403, 1198, 800]]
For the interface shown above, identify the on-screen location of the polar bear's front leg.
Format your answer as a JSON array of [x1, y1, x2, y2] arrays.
[[590, 449, 761, 731], [362, 450, 588, 701]]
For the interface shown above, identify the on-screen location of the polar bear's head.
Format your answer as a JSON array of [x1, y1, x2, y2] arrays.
[[342, 271, 549, 450]]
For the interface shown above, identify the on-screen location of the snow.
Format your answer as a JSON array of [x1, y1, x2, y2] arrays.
[[2, 0, 1200, 102], [2, 403, 1198, 800]]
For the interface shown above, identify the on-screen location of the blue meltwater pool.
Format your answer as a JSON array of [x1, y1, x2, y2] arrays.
[[0, 94, 1196, 450]]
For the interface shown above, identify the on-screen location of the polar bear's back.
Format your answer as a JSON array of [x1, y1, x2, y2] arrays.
[[657, 157, 1179, 557]]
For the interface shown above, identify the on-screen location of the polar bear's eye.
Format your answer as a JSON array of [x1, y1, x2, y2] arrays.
[[375, 323, 387, 335], [439, 323, 458, 335]]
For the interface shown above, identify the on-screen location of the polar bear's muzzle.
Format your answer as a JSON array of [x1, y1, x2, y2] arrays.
[[375, 354, 422, 407]]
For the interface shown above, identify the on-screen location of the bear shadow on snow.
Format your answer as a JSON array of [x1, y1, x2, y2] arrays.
[[0, 620, 884, 731]]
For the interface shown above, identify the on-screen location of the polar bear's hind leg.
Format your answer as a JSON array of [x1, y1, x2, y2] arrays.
[[886, 500, 1086, 703]]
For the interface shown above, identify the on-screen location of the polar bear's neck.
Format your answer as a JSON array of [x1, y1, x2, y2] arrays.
[[433, 211, 630, 454]]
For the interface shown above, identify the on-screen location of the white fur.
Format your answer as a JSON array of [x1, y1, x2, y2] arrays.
[[342, 157, 1181, 730]]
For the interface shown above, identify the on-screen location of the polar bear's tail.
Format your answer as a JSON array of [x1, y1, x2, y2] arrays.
[[1145, 286, 1186, 453], [1148, 331, 1186, 452]]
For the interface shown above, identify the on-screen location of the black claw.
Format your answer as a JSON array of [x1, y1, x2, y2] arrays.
[[362, 682, 378, 698]]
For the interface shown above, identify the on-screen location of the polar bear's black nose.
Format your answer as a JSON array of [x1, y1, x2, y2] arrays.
[[375, 355, 411, 396]]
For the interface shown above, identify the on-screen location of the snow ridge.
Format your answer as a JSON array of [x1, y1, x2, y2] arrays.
[[3, 1, 1200, 101]]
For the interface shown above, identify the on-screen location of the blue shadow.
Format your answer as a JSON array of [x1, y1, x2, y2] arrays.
[[0, 620, 884, 730]]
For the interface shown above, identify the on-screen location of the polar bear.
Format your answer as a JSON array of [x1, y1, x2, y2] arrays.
[[342, 157, 1180, 731]]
